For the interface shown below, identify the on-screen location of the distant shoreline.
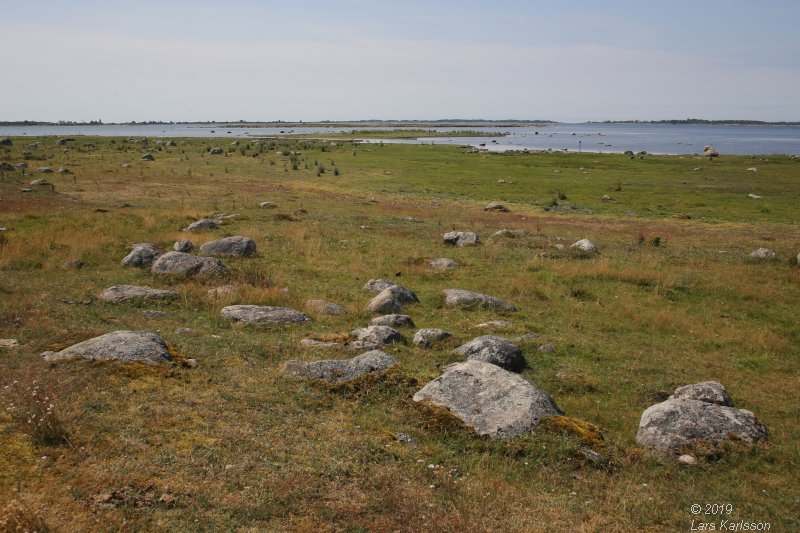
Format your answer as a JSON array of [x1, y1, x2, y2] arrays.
[[2, 119, 798, 127]]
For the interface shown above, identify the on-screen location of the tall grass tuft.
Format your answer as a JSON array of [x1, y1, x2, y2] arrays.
[[0, 499, 50, 533]]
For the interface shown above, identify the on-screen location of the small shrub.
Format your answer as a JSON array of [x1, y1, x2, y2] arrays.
[[0, 499, 50, 533], [4, 377, 70, 446]]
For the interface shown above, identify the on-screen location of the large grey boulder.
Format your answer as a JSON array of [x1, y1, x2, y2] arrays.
[[749, 248, 776, 260], [453, 335, 524, 371], [370, 314, 415, 328], [441, 289, 518, 312], [413, 360, 562, 438], [429, 258, 459, 270], [121, 243, 162, 268], [150, 251, 228, 278], [305, 299, 348, 316], [349, 325, 404, 351], [283, 350, 396, 384], [366, 285, 419, 314], [636, 382, 768, 454], [42, 331, 172, 365], [670, 381, 731, 406], [185, 218, 219, 232], [98, 285, 177, 303], [413, 328, 453, 348], [221, 305, 310, 325], [199, 236, 257, 257], [443, 231, 480, 247], [0, 162, 16, 171]]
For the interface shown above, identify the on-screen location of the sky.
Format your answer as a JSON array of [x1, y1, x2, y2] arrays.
[[2, 0, 799, 122]]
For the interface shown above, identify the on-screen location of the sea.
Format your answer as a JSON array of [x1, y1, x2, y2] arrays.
[[1, 122, 799, 156]]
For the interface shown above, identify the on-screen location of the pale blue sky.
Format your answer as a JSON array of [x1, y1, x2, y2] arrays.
[[2, 0, 799, 122]]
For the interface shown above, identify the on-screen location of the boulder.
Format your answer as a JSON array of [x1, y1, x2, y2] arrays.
[[749, 248, 776, 260], [570, 239, 598, 254], [305, 299, 348, 316], [98, 285, 177, 303], [42, 331, 172, 365], [429, 258, 459, 270], [16, 162, 28, 170], [453, 335, 525, 371], [366, 285, 419, 314], [0, 138, 11, 146], [0, 162, 16, 171], [121, 243, 162, 268], [199, 236, 257, 258], [140, 153, 155, 161], [349, 325, 404, 351], [259, 201, 277, 209], [209, 147, 224, 155], [413, 360, 562, 438], [283, 350, 396, 384], [184, 218, 219, 232], [413, 328, 453, 348], [221, 305, 310, 325], [62, 258, 86, 270], [57, 167, 72, 174], [35, 167, 53, 174], [173, 239, 195, 252], [670, 381, 731, 406], [441, 289, 518, 312], [151, 251, 228, 278], [370, 314, 415, 328], [30, 179, 51, 186], [703, 146, 719, 157], [443, 231, 480, 247], [362, 279, 396, 293], [636, 398, 767, 454], [485, 202, 510, 212]]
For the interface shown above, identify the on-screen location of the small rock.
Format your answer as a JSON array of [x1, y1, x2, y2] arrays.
[[485, 202, 510, 212], [366, 285, 419, 314], [492, 228, 527, 238], [538, 344, 556, 353], [429, 257, 459, 270], [199, 236, 257, 258], [175, 328, 194, 335], [746, 167, 758, 172], [98, 285, 177, 303], [703, 146, 719, 158], [259, 201, 277, 208], [209, 148, 224, 155], [283, 350, 397, 384], [475, 320, 512, 328], [443, 231, 480, 247], [151, 251, 228, 278], [749, 248, 776, 260], [305, 299, 348, 316], [747, 193, 762, 199], [207, 284, 238, 298], [453, 335, 525, 371], [140, 153, 155, 161], [62, 258, 86, 270], [363, 279, 396, 293], [570, 239, 598, 254], [57, 167, 72, 174], [370, 314, 415, 328], [0, 162, 15, 171], [0, 339, 21, 348], [349, 325, 404, 350], [173, 239, 195, 252], [441, 289, 518, 312], [413, 328, 453, 348], [514, 332, 541, 343], [601, 195, 612, 201], [183, 359, 199, 369], [184, 218, 219, 232], [121, 243, 162, 268], [221, 305, 310, 325], [677, 454, 698, 466], [143, 310, 168, 319], [300, 338, 342, 350]]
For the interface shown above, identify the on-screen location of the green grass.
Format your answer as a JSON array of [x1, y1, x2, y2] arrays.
[[0, 136, 798, 531]]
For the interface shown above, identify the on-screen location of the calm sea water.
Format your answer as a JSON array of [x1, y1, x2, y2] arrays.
[[1, 122, 799, 155]]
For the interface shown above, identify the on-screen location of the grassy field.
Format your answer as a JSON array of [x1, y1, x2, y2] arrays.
[[1, 137, 798, 531]]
